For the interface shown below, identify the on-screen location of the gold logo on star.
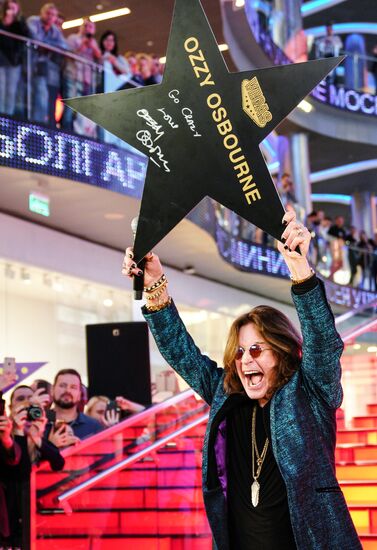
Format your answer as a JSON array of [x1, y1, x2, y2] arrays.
[[242, 77, 272, 128]]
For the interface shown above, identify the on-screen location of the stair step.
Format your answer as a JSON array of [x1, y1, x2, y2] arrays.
[[353, 416, 377, 428], [337, 463, 377, 480], [336, 445, 377, 462], [337, 428, 377, 445], [36, 534, 213, 550], [37, 509, 211, 536], [69, 488, 204, 510]]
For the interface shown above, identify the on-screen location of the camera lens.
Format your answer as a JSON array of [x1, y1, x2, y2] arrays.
[[27, 404, 43, 421]]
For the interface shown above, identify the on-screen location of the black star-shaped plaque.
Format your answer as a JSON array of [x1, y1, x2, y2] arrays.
[[65, 0, 340, 263]]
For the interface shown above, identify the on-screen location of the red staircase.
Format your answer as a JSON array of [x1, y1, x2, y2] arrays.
[[32, 388, 377, 549]]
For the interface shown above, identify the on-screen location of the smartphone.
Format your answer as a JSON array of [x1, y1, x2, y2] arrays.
[[36, 380, 49, 393], [4, 357, 15, 370], [46, 409, 56, 423], [106, 400, 121, 414]]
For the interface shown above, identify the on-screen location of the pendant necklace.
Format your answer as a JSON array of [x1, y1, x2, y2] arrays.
[[251, 402, 269, 507]]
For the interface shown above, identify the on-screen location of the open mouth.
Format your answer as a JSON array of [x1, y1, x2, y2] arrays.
[[243, 370, 264, 388]]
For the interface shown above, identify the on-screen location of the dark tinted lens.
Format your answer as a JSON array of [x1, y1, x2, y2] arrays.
[[249, 345, 262, 358], [235, 347, 244, 360]]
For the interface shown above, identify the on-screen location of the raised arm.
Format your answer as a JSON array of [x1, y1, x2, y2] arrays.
[[122, 249, 223, 404], [278, 211, 343, 408]]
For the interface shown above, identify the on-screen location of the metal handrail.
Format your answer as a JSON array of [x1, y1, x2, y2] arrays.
[[60, 388, 197, 458], [57, 411, 209, 503], [335, 298, 377, 327], [341, 316, 377, 343], [0, 27, 102, 70], [0, 27, 143, 99]]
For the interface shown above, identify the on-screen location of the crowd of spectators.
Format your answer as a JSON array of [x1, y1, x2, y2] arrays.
[[0, 367, 145, 548], [0, 1, 165, 131], [216, 173, 377, 292]]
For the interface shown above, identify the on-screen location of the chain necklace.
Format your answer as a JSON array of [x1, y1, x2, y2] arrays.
[[251, 403, 269, 507]]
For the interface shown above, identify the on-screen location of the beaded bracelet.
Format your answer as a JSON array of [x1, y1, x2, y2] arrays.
[[290, 268, 315, 285], [144, 273, 167, 293]]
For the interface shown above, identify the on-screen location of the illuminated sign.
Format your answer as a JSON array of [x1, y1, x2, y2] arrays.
[[312, 83, 377, 117], [29, 192, 50, 217], [214, 223, 377, 309], [0, 118, 148, 198]]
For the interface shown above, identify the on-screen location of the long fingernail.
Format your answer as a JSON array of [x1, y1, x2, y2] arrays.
[[137, 270, 143, 276], [284, 245, 289, 250], [128, 252, 134, 258], [281, 237, 286, 243], [132, 263, 137, 269]]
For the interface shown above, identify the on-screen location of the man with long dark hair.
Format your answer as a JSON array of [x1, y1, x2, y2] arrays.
[[123, 210, 361, 549]]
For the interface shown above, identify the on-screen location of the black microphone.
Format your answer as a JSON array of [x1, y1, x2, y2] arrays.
[[131, 217, 146, 300]]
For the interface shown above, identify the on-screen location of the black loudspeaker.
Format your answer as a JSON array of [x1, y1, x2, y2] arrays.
[[86, 322, 151, 406]]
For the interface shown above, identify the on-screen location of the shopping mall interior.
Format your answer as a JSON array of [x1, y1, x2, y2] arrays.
[[0, 0, 376, 548]]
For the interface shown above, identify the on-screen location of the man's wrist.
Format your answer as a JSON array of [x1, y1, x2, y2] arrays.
[[285, 259, 313, 281]]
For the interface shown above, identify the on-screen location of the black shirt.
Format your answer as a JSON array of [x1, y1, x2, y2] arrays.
[[0, 18, 29, 66], [227, 398, 297, 550]]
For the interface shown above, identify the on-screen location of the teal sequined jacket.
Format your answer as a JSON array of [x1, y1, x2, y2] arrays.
[[143, 282, 362, 549]]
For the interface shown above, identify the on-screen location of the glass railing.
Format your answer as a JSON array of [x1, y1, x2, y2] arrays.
[[337, 298, 377, 424], [0, 29, 141, 144], [31, 389, 211, 548]]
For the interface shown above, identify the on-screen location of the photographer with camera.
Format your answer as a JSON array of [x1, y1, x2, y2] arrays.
[[4, 385, 64, 548]]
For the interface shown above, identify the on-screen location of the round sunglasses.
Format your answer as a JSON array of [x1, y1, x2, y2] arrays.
[[235, 344, 272, 361]]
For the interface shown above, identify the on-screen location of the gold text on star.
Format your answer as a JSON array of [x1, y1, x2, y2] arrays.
[[184, 36, 261, 205]]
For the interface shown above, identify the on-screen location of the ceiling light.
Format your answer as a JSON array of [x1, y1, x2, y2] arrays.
[[183, 265, 196, 275], [103, 293, 114, 307], [159, 56, 166, 64], [5, 264, 16, 279], [90, 7, 131, 23], [62, 17, 84, 29], [21, 268, 31, 284], [219, 43, 229, 52], [234, 0, 245, 7], [352, 343, 361, 350], [367, 346, 377, 353], [62, 7, 131, 30], [53, 278, 64, 292], [43, 273, 52, 287], [298, 100, 313, 113]]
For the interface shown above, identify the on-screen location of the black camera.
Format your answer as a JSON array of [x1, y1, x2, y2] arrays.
[[27, 404, 43, 421], [85, 32, 94, 39]]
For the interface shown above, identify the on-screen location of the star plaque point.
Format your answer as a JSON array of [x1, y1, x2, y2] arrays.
[[65, 0, 341, 264]]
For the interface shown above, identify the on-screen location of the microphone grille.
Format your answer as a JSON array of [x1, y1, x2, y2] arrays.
[[131, 216, 139, 236]]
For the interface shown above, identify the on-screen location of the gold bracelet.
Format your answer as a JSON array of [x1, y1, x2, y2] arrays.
[[145, 282, 168, 301], [145, 296, 172, 312], [290, 268, 315, 285], [144, 274, 167, 293]]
